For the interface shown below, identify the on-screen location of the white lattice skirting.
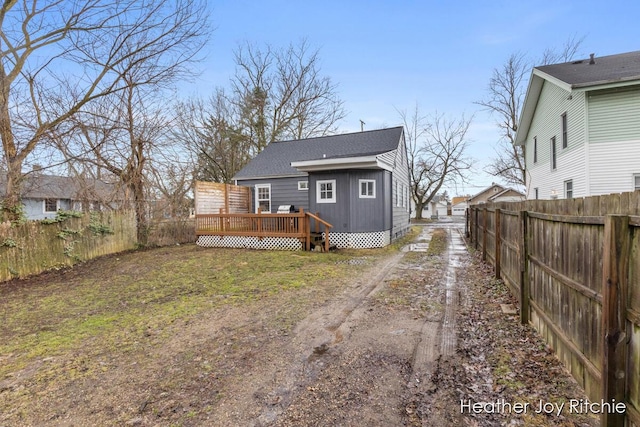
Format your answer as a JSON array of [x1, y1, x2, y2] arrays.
[[197, 230, 391, 250], [197, 235, 303, 251], [327, 231, 391, 249]]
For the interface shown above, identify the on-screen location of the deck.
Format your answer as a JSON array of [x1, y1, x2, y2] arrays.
[[195, 208, 332, 251]]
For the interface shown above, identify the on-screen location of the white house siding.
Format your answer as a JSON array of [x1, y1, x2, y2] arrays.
[[525, 82, 587, 199], [528, 144, 586, 199], [587, 88, 640, 195], [588, 141, 640, 194]]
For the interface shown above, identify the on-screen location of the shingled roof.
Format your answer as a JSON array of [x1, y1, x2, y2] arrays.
[[0, 173, 119, 200], [516, 50, 640, 146], [535, 50, 640, 88], [233, 127, 404, 180]]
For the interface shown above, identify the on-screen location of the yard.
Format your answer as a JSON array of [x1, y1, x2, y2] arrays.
[[0, 226, 598, 426]]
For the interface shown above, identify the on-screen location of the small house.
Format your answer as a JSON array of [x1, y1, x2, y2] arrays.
[[209, 127, 411, 249], [0, 173, 120, 220]]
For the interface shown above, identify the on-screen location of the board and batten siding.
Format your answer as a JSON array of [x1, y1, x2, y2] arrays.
[[308, 170, 389, 234], [236, 176, 309, 213], [525, 81, 587, 199]]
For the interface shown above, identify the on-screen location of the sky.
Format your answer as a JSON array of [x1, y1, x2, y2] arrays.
[[182, 0, 640, 197]]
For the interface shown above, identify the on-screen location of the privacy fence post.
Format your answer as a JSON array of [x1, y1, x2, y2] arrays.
[[601, 214, 629, 427], [474, 207, 479, 250], [465, 208, 470, 238], [494, 208, 501, 279], [482, 207, 487, 262], [519, 210, 530, 325]]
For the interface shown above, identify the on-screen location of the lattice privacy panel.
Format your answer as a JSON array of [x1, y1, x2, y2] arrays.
[[328, 231, 390, 249], [197, 235, 302, 251]]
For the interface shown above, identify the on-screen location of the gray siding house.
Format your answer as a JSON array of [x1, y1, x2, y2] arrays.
[[232, 127, 411, 248], [0, 173, 120, 220]]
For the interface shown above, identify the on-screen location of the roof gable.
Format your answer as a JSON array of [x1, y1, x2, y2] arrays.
[[468, 184, 506, 204], [233, 127, 404, 180], [516, 51, 640, 146], [536, 51, 640, 89]]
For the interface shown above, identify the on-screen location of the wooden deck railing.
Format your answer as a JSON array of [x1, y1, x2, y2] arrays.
[[195, 207, 333, 251]]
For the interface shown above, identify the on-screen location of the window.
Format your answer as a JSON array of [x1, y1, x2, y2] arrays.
[[561, 113, 568, 148], [359, 179, 375, 198], [255, 184, 271, 212], [634, 174, 640, 190], [394, 180, 399, 206], [551, 136, 557, 170], [534, 188, 539, 200], [406, 186, 410, 212], [533, 137, 538, 163], [403, 185, 408, 208], [565, 180, 573, 199], [44, 198, 58, 213], [297, 181, 308, 191], [317, 179, 336, 203]]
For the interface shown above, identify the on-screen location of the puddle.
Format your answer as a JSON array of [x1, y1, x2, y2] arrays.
[[406, 243, 430, 252]]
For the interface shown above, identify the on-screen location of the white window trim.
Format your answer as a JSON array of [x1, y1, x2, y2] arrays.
[[43, 198, 59, 213], [316, 179, 336, 203], [255, 183, 271, 213], [564, 179, 573, 199], [358, 179, 376, 198], [633, 174, 640, 191], [297, 181, 308, 191]]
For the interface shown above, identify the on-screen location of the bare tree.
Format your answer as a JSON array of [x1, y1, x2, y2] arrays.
[[174, 92, 251, 184], [477, 36, 584, 187], [178, 40, 346, 184], [0, 0, 209, 221], [476, 52, 529, 187], [231, 39, 346, 153], [400, 105, 473, 219]]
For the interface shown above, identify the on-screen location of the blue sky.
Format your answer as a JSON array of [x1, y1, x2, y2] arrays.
[[183, 1, 640, 196]]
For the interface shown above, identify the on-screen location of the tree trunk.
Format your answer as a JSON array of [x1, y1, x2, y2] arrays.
[[0, 80, 24, 222], [1, 159, 24, 223], [414, 201, 426, 220], [130, 177, 148, 246]]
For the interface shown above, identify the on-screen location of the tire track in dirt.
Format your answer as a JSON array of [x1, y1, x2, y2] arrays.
[[252, 251, 407, 425], [411, 222, 466, 393]]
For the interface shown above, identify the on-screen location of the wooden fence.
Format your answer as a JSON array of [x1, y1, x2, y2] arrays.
[[147, 218, 196, 246], [0, 211, 137, 283], [468, 191, 640, 427], [195, 181, 251, 214]]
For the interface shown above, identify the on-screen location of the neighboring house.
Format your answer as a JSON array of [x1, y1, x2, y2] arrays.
[[410, 194, 449, 219], [451, 196, 470, 216], [467, 183, 525, 206], [489, 188, 525, 203], [467, 183, 507, 205], [232, 127, 411, 248], [0, 173, 120, 220], [515, 50, 640, 199]]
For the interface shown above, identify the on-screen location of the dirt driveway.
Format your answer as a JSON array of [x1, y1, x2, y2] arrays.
[[1, 219, 598, 426]]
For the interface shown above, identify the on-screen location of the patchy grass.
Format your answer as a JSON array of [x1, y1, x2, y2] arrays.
[[0, 244, 385, 379], [426, 228, 448, 256]]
